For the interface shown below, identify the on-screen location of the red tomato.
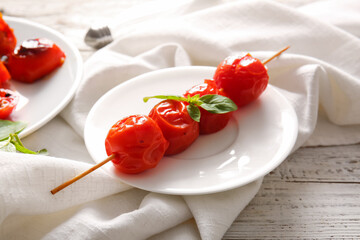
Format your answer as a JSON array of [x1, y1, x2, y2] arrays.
[[0, 88, 18, 119], [214, 54, 269, 107], [0, 62, 11, 84], [149, 100, 199, 155], [184, 79, 232, 134], [0, 13, 17, 56], [105, 115, 169, 174], [5, 38, 66, 83]]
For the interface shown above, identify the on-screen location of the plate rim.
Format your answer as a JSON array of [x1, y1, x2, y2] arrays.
[[3, 16, 83, 138], [84, 66, 298, 195]]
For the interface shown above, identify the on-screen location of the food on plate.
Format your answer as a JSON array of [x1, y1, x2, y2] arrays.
[[0, 13, 17, 56], [1, 15, 67, 85], [51, 114, 169, 194], [5, 38, 66, 83], [0, 88, 18, 119], [144, 85, 237, 153], [0, 62, 11, 84], [50, 47, 289, 194], [149, 99, 199, 155], [105, 115, 169, 174], [0, 16, 68, 120], [213, 53, 269, 107], [184, 79, 232, 134], [214, 46, 289, 107]]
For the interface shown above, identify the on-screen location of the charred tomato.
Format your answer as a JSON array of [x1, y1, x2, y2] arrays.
[[149, 99, 199, 155], [5, 38, 66, 83], [214, 54, 269, 107], [0, 62, 11, 84], [105, 115, 169, 174], [184, 79, 232, 134], [0, 13, 17, 56], [0, 88, 18, 119]]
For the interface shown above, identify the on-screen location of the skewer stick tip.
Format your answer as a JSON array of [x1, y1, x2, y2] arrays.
[[50, 154, 115, 195], [262, 46, 290, 65]]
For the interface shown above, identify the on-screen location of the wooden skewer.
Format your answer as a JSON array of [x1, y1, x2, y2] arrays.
[[262, 46, 290, 65], [50, 154, 115, 195]]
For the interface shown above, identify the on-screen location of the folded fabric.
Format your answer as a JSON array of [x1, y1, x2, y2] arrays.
[[1, 0, 360, 239]]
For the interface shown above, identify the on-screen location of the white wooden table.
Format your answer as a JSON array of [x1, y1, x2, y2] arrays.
[[2, 1, 359, 239]]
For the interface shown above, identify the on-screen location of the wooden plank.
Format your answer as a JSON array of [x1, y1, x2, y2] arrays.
[[224, 182, 360, 239], [270, 144, 360, 183], [224, 144, 360, 239]]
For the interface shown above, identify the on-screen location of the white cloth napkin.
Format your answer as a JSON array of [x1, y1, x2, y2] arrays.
[[1, 0, 360, 239]]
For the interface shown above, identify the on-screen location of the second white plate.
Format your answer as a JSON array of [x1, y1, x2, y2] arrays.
[[84, 66, 298, 195], [4, 16, 83, 138]]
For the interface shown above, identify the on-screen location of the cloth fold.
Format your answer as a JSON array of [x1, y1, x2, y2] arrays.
[[1, 0, 360, 239]]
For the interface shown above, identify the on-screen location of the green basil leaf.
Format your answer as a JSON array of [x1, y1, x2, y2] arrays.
[[0, 120, 27, 140], [9, 133, 48, 155], [187, 104, 201, 122], [0, 138, 10, 148], [0, 137, 16, 152], [187, 94, 203, 106], [1, 142, 16, 152], [0, 120, 48, 155], [36, 149, 49, 155], [199, 94, 238, 114], [143, 95, 187, 103]]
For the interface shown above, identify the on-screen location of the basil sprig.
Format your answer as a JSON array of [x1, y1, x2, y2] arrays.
[[0, 120, 48, 155], [143, 94, 237, 122]]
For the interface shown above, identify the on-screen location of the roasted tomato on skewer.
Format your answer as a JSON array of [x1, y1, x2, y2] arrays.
[[214, 54, 269, 107], [149, 99, 199, 155], [184, 79, 233, 134], [105, 115, 169, 174], [5, 38, 66, 83]]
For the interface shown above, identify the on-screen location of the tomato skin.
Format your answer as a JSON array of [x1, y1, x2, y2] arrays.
[[105, 115, 169, 174], [0, 62, 11, 84], [184, 79, 232, 134], [214, 54, 269, 107], [0, 13, 17, 56], [0, 88, 18, 119], [5, 38, 66, 83], [149, 100, 199, 155]]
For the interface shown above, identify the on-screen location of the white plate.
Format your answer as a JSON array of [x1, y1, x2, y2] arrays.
[[84, 66, 298, 195], [4, 16, 83, 137]]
